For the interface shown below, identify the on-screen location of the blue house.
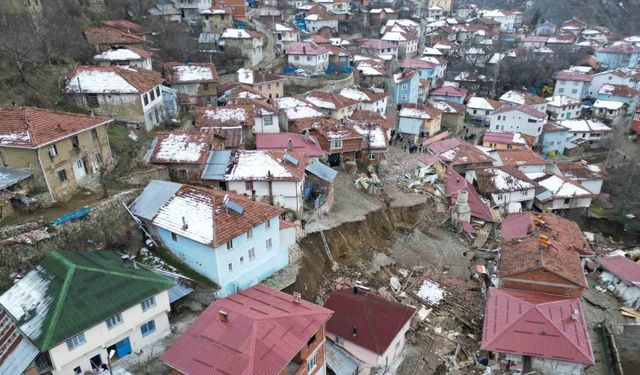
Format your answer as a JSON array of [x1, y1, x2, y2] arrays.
[[130, 180, 289, 297], [596, 42, 640, 69], [539, 121, 569, 157], [401, 58, 438, 86], [393, 70, 419, 105], [596, 83, 640, 115]]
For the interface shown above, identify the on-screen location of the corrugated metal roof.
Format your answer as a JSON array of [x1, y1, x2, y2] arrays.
[[201, 150, 232, 180], [0, 251, 173, 351], [129, 180, 182, 220], [306, 159, 337, 183], [0, 167, 32, 190], [326, 340, 358, 375], [153, 269, 194, 303], [0, 309, 39, 375]]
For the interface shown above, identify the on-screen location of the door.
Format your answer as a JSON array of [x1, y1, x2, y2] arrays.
[[328, 153, 341, 167], [115, 337, 132, 359], [72, 159, 86, 180], [89, 354, 102, 371]]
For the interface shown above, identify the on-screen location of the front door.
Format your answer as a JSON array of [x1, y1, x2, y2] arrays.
[[328, 153, 341, 167], [89, 354, 102, 371], [72, 159, 86, 180], [115, 337, 132, 359]]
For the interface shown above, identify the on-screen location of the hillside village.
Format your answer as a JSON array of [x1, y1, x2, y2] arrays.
[[2, 1, 640, 375]]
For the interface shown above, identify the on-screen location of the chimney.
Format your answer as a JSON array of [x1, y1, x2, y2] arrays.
[[57, 124, 63, 132], [218, 310, 228, 322], [571, 309, 579, 320], [293, 291, 302, 303], [352, 325, 358, 337], [303, 45, 306, 54], [182, 216, 189, 230], [352, 286, 358, 295], [287, 138, 293, 152]]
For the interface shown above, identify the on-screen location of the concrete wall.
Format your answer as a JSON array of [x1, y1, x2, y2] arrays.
[[49, 291, 171, 375], [227, 180, 304, 214]]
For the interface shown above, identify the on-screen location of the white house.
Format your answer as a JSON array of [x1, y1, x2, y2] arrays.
[[588, 68, 640, 97], [339, 86, 388, 116], [474, 167, 535, 213], [490, 149, 551, 175], [545, 95, 583, 120], [93, 47, 153, 69], [130, 181, 290, 298], [203, 150, 308, 214], [553, 70, 592, 100], [0, 251, 174, 375], [597, 255, 640, 310], [274, 23, 300, 50], [479, 9, 522, 32], [304, 13, 339, 32], [489, 104, 546, 141], [499, 90, 548, 113], [551, 161, 606, 195], [465, 97, 502, 125], [593, 100, 626, 122], [323, 288, 416, 375], [286, 42, 330, 72], [221, 28, 264, 67], [534, 174, 593, 211], [66, 65, 165, 131], [558, 119, 613, 148]]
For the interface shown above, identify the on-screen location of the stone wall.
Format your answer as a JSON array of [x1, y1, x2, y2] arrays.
[[285, 73, 354, 91], [0, 189, 144, 292]]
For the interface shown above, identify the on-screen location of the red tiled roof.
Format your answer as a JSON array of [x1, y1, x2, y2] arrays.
[[84, 27, 145, 46], [597, 255, 640, 287], [68, 65, 164, 93], [401, 58, 437, 70], [496, 149, 551, 167], [482, 288, 594, 365], [195, 106, 254, 128], [306, 91, 359, 110], [323, 289, 415, 355], [311, 119, 361, 141], [553, 70, 592, 82], [279, 219, 298, 229], [430, 85, 469, 98], [148, 132, 214, 164], [286, 42, 329, 55], [631, 119, 640, 136], [160, 284, 333, 375], [358, 38, 397, 50], [445, 165, 493, 221], [0, 106, 112, 148], [256, 132, 324, 158], [102, 19, 151, 35], [427, 137, 462, 154], [600, 42, 640, 54], [598, 84, 640, 97], [429, 138, 494, 167], [492, 104, 545, 118], [483, 131, 519, 145], [499, 236, 587, 287], [501, 212, 593, 256]]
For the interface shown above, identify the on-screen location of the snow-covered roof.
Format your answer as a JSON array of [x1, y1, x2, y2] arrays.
[[276, 97, 325, 120], [559, 119, 612, 133], [67, 69, 137, 93], [227, 150, 304, 181], [222, 28, 252, 39], [467, 97, 500, 110], [593, 100, 624, 110], [352, 124, 387, 149], [477, 167, 534, 193], [204, 107, 249, 122], [545, 95, 581, 107], [173, 65, 215, 82], [93, 48, 146, 61], [275, 23, 295, 32], [423, 47, 443, 56], [537, 175, 592, 199], [150, 133, 209, 163], [399, 107, 431, 119]]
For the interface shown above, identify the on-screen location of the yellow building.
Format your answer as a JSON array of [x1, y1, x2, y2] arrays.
[[236, 68, 287, 99], [0, 107, 114, 202]]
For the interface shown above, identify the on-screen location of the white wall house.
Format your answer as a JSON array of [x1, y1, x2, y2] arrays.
[[545, 95, 583, 120], [304, 14, 339, 32], [339, 86, 389, 116], [221, 29, 264, 67], [553, 70, 592, 100], [466, 97, 502, 125], [474, 167, 535, 213], [286, 42, 330, 72], [597, 255, 640, 310], [534, 174, 593, 211], [489, 104, 546, 141], [588, 68, 640, 97], [0, 251, 173, 375], [558, 119, 613, 148], [66, 66, 165, 131]]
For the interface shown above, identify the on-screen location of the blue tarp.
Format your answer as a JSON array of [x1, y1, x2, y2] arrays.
[[303, 182, 314, 199], [51, 207, 91, 225]]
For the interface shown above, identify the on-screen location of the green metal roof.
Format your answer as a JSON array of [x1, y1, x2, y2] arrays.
[[0, 251, 174, 351]]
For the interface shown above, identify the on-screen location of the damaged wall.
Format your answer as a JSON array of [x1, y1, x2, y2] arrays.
[[0, 190, 143, 292]]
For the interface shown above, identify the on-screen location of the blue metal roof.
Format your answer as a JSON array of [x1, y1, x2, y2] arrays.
[[0, 333, 39, 375], [153, 269, 194, 304], [305, 160, 338, 183], [201, 150, 232, 180], [0, 167, 32, 190], [129, 180, 182, 220], [326, 341, 358, 375]]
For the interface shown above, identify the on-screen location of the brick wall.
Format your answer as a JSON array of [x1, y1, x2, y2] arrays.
[[502, 269, 584, 298]]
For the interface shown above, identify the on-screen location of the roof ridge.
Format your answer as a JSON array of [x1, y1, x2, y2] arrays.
[[484, 294, 535, 348], [362, 295, 384, 353], [532, 303, 593, 363], [75, 264, 173, 286], [40, 252, 77, 350]]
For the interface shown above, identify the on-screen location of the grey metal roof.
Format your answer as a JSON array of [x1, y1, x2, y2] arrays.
[[0, 167, 32, 190], [130, 180, 182, 220], [0, 330, 39, 375], [153, 269, 194, 303], [201, 150, 232, 180], [326, 340, 358, 375], [305, 159, 338, 183]]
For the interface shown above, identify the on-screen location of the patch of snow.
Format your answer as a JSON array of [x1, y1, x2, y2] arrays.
[[153, 190, 215, 245], [155, 134, 207, 163], [174, 65, 214, 82], [353, 124, 387, 149], [222, 28, 251, 39], [307, 96, 336, 109], [0, 131, 31, 145], [68, 70, 138, 93], [416, 280, 445, 305], [94, 48, 143, 61], [204, 107, 248, 122], [227, 151, 295, 180], [399, 107, 430, 119], [339, 87, 370, 102]]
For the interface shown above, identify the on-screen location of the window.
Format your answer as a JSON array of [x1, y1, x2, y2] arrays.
[[330, 139, 343, 149], [203, 83, 209, 90], [267, 84, 272, 89], [294, 55, 300, 61], [66, 333, 86, 351], [571, 89, 578, 94], [527, 118, 537, 123], [400, 94, 407, 101], [401, 84, 408, 90], [266, 238, 273, 250], [91, 128, 99, 141], [226, 240, 233, 250], [247, 228, 253, 239], [473, 109, 477, 114], [71, 135, 79, 148], [106, 313, 123, 329], [48, 144, 58, 158], [228, 262, 233, 272], [57, 169, 68, 182], [306, 56, 312, 61], [171, 232, 177, 241], [244, 180, 254, 190], [564, 198, 571, 204], [497, 115, 501, 120], [143, 94, 149, 106], [249, 248, 255, 260], [307, 354, 317, 372], [141, 296, 156, 312], [140, 320, 156, 337], [336, 336, 344, 346], [265, 219, 271, 229], [74, 367, 82, 374], [150, 90, 156, 101], [368, 153, 376, 160], [87, 94, 99, 108], [276, 82, 280, 87], [558, 88, 564, 93], [240, 256, 245, 264], [156, 87, 161, 97], [263, 116, 273, 125]]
